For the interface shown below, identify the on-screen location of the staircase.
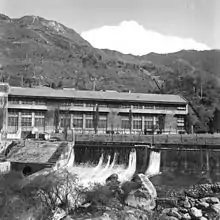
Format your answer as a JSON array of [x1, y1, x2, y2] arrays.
[[47, 142, 68, 166]]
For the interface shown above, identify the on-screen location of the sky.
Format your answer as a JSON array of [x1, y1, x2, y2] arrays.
[[0, 0, 219, 55]]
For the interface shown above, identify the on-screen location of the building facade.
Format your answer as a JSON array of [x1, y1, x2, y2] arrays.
[[2, 85, 188, 135]]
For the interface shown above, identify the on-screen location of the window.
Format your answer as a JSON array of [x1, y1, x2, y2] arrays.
[[61, 101, 71, 107], [99, 104, 108, 108], [143, 105, 154, 109], [8, 98, 19, 104], [34, 111, 45, 129], [35, 118, 45, 128], [60, 113, 71, 128], [98, 117, 107, 129], [21, 99, 33, 105], [21, 117, 32, 127], [133, 104, 143, 109], [121, 105, 131, 109], [121, 116, 130, 129], [144, 116, 153, 130], [85, 114, 93, 129], [133, 116, 142, 130], [177, 106, 186, 111], [8, 117, 18, 128], [8, 110, 19, 117], [35, 100, 46, 105], [35, 111, 45, 116], [85, 103, 94, 107], [177, 117, 185, 127], [85, 118, 93, 128], [73, 114, 83, 128], [21, 110, 32, 116], [73, 102, 84, 107]]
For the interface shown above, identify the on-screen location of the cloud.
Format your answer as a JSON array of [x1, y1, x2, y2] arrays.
[[81, 20, 211, 55]]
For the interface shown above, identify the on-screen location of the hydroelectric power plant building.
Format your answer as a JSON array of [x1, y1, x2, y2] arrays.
[[0, 84, 188, 135]]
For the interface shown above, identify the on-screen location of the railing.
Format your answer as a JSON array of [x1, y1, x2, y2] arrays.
[[74, 133, 220, 146]]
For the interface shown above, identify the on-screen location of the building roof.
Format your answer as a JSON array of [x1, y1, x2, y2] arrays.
[[9, 87, 187, 104]]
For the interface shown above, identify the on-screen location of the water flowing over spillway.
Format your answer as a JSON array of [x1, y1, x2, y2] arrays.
[[145, 151, 161, 176], [66, 149, 137, 186], [50, 142, 161, 189]]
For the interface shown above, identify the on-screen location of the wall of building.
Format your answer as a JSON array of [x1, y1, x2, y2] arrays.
[[6, 96, 188, 135]]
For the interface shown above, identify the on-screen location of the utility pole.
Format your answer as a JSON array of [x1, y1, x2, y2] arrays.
[[200, 83, 203, 99], [92, 78, 97, 91]]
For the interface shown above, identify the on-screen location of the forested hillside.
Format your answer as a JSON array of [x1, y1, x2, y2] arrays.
[[0, 14, 220, 133]]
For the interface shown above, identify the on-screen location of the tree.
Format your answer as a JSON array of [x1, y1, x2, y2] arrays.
[[54, 107, 60, 133], [164, 114, 177, 133], [107, 109, 121, 133], [51, 82, 56, 89], [57, 81, 63, 88], [210, 107, 220, 133], [93, 104, 99, 134], [158, 115, 165, 134], [129, 108, 132, 134]]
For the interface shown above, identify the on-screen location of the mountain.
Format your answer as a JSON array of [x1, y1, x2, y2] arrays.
[[0, 14, 158, 92], [1, 14, 220, 132]]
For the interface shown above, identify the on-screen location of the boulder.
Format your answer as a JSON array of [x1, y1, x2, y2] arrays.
[[189, 207, 203, 218], [163, 216, 179, 220], [178, 207, 188, 214], [196, 200, 209, 209], [181, 213, 191, 220], [179, 197, 191, 209], [124, 188, 156, 211], [206, 197, 219, 204], [211, 203, 220, 213], [200, 217, 208, 220], [185, 184, 213, 199], [168, 208, 182, 219]]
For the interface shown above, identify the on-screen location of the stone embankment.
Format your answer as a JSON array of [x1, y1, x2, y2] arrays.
[[57, 179, 220, 220], [157, 183, 220, 220]]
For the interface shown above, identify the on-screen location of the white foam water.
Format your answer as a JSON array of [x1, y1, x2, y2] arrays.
[[145, 151, 161, 176], [66, 149, 137, 187]]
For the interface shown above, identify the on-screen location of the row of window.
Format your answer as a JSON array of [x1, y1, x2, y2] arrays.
[[8, 116, 185, 130], [8, 98, 186, 111], [9, 99, 45, 105]]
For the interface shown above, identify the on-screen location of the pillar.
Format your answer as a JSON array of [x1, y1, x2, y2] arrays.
[[206, 150, 210, 172], [18, 112, 22, 131], [153, 116, 157, 134], [142, 115, 145, 133], [32, 112, 35, 127], [82, 114, 86, 132], [70, 113, 73, 129]]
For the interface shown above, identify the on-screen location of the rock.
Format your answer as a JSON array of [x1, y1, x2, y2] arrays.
[[124, 188, 156, 211], [211, 203, 220, 213], [196, 200, 209, 209], [185, 184, 213, 199], [162, 208, 171, 215], [52, 208, 66, 220], [138, 173, 157, 198], [163, 216, 179, 220], [189, 207, 203, 218], [207, 197, 220, 204], [178, 207, 188, 213], [62, 216, 74, 220], [105, 173, 120, 185], [181, 213, 191, 220], [200, 217, 208, 220], [168, 208, 182, 219], [200, 196, 220, 205], [121, 181, 141, 195], [181, 197, 191, 209]]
